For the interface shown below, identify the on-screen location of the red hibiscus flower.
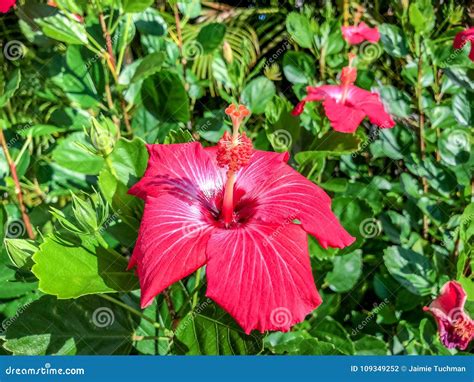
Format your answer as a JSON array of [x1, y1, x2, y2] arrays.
[[423, 281, 474, 350], [453, 27, 474, 61], [341, 22, 380, 45], [128, 104, 355, 333], [292, 54, 395, 133], [0, 0, 16, 13]]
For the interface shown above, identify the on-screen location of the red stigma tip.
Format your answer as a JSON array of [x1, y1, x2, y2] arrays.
[[217, 131, 253, 172]]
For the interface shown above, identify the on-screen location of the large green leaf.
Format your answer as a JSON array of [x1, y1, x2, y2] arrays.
[[50, 45, 104, 108], [241, 77, 276, 115], [325, 250, 362, 293], [282, 51, 314, 84], [379, 24, 408, 58], [286, 12, 314, 49], [383, 246, 436, 296], [4, 295, 134, 355], [34, 7, 88, 45], [142, 70, 190, 123], [32, 236, 138, 299], [52, 132, 104, 175], [174, 303, 263, 355], [196, 23, 226, 53]]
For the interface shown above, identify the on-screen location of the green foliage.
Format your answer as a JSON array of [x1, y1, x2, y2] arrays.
[[0, 0, 472, 357]]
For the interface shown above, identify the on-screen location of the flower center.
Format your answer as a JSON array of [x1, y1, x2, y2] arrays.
[[216, 104, 252, 227], [452, 317, 474, 342], [340, 53, 357, 103]]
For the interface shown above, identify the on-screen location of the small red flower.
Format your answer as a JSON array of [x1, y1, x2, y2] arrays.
[[423, 281, 474, 350], [128, 104, 355, 333], [0, 0, 16, 13], [453, 27, 474, 61], [341, 22, 380, 45], [292, 54, 395, 133]]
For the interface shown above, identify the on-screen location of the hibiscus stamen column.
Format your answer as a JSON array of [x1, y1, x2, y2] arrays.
[[340, 53, 357, 103], [217, 104, 252, 226]]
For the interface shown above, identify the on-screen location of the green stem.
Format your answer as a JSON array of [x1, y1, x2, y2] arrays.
[[192, 268, 202, 308], [116, 14, 132, 75]]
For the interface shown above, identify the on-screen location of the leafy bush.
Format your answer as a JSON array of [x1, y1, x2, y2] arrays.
[[0, 0, 472, 355]]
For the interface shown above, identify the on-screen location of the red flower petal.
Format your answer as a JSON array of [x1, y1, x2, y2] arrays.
[[130, 193, 213, 308], [453, 27, 474, 50], [426, 281, 467, 317], [0, 0, 16, 13], [342, 22, 380, 45], [129, 142, 224, 200], [347, 86, 395, 128], [205, 221, 322, 334], [235, 158, 355, 249], [322, 96, 366, 133]]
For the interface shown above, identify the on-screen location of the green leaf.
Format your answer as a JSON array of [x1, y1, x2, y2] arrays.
[[354, 335, 388, 355], [282, 51, 314, 84], [108, 137, 148, 187], [131, 52, 165, 82], [4, 295, 134, 355], [286, 12, 314, 49], [174, 302, 263, 355], [379, 24, 408, 58], [4, 239, 38, 270], [408, 1, 435, 35], [35, 7, 88, 44], [0, 251, 37, 299], [383, 246, 436, 296], [310, 317, 354, 355], [52, 132, 104, 175], [122, 0, 155, 13], [325, 250, 362, 293], [50, 45, 104, 108], [32, 236, 138, 299], [438, 128, 471, 166], [142, 70, 190, 123], [18, 124, 65, 137], [452, 92, 472, 126], [196, 23, 226, 53], [241, 76, 276, 115], [0, 69, 21, 108]]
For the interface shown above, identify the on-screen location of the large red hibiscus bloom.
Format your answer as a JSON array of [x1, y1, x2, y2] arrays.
[[128, 104, 355, 333], [0, 0, 16, 13], [341, 22, 380, 45], [453, 27, 474, 61], [292, 54, 395, 133], [423, 281, 474, 350]]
